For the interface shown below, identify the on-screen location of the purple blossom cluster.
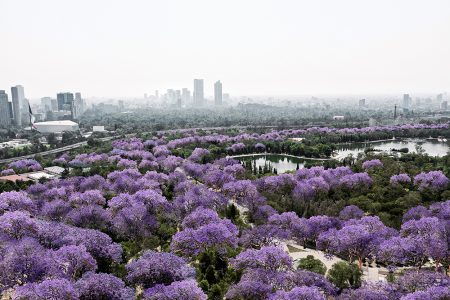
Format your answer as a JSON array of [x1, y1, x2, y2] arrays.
[[414, 171, 450, 192], [154, 122, 449, 151], [188, 147, 210, 162], [1, 169, 15, 176], [0, 127, 449, 299], [8, 159, 42, 173], [362, 159, 383, 170], [390, 173, 412, 186], [228, 142, 246, 153], [170, 208, 239, 257], [69, 153, 108, 167]]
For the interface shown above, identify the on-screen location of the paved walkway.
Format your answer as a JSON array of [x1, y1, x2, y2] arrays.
[[283, 241, 389, 282]]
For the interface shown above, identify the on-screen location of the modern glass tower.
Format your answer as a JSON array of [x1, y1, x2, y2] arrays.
[[214, 80, 222, 105], [193, 79, 204, 106], [0, 90, 12, 127], [11, 85, 25, 127]]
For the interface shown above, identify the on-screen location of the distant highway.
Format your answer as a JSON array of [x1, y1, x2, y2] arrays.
[[0, 125, 299, 165], [0, 136, 118, 165]]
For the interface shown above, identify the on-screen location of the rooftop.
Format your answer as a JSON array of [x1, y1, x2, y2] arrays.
[[25, 172, 56, 181], [44, 166, 67, 175], [34, 120, 78, 126], [0, 174, 31, 183]]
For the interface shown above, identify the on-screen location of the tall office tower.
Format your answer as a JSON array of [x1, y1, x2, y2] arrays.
[[403, 94, 411, 108], [437, 94, 443, 102], [11, 85, 25, 126], [57, 92, 74, 111], [41, 97, 53, 112], [50, 99, 58, 111], [166, 89, 176, 104], [182, 88, 190, 103], [193, 79, 204, 105], [441, 101, 448, 110], [359, 99, 366, 107], [176, 90, 181, 103], [72, 92, 84, 119], [214, 80, 222, 105], [0, 90, 12, 127], [155, 90, 159, 100], [21, 98, 30, 125]]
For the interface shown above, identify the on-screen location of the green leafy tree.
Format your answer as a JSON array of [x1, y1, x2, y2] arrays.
[[327, 262, 362, 290], [296, 255, 327, 275]]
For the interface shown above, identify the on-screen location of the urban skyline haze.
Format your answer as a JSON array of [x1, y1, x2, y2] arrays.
[[1, 0, 450, 98]]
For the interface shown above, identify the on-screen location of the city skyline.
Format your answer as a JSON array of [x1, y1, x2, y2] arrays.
[[2, 0, 450, 97]]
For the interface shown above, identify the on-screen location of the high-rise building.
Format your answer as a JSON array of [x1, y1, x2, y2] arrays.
[[72, 92, 85, 119], [403, 94, 411, 108], [214, 80, 222, 105], [182, 88, 190, 104], [41, 97, 53, 112], [166, 89, 176, 104], [51, 99, 58, 111], [21, 98, 31, 125], [57, 93, 74, 111], [437, 94, 443, 102], [193, 79, 204, 105], [441, 101, 448, 111], [11, 85, 25, 126], [0, 90, 12, 127], [359, 99, 366, 107]]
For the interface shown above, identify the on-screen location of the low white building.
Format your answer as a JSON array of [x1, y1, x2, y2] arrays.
[[44, 166, 67, 176], [24, 171, 57, 181], [93, 126, 106, 132], [0, 139, 32, 149], [34, 120, 79, 133]]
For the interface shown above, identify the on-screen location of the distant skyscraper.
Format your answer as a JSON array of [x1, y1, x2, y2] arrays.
[[72, 92, 85, 119], [0, 90, 12, 127], [403, 94, 411, 108], [51, 99, 58, 111], [41, 97, 53, 112], [11, 85, 25, 126], [193, 79, 204, 105], [437, 93, 443, 102], [182, 88, 190, 104], [57, 92, 74, 111], [214, 80, 222, 105], [166, 89, 176, 104], [359, 98, 366, 107], [441, 101, 448, 111]]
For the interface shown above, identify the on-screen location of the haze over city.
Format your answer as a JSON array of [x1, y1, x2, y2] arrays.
[[2, 1, 450, 300], [2, 0, 450, 98]]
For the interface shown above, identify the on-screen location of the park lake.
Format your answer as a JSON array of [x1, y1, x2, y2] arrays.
[[232, 138, 450, 174]]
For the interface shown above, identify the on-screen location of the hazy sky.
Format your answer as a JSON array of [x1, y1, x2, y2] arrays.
[[1, 0, 450, 98]]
